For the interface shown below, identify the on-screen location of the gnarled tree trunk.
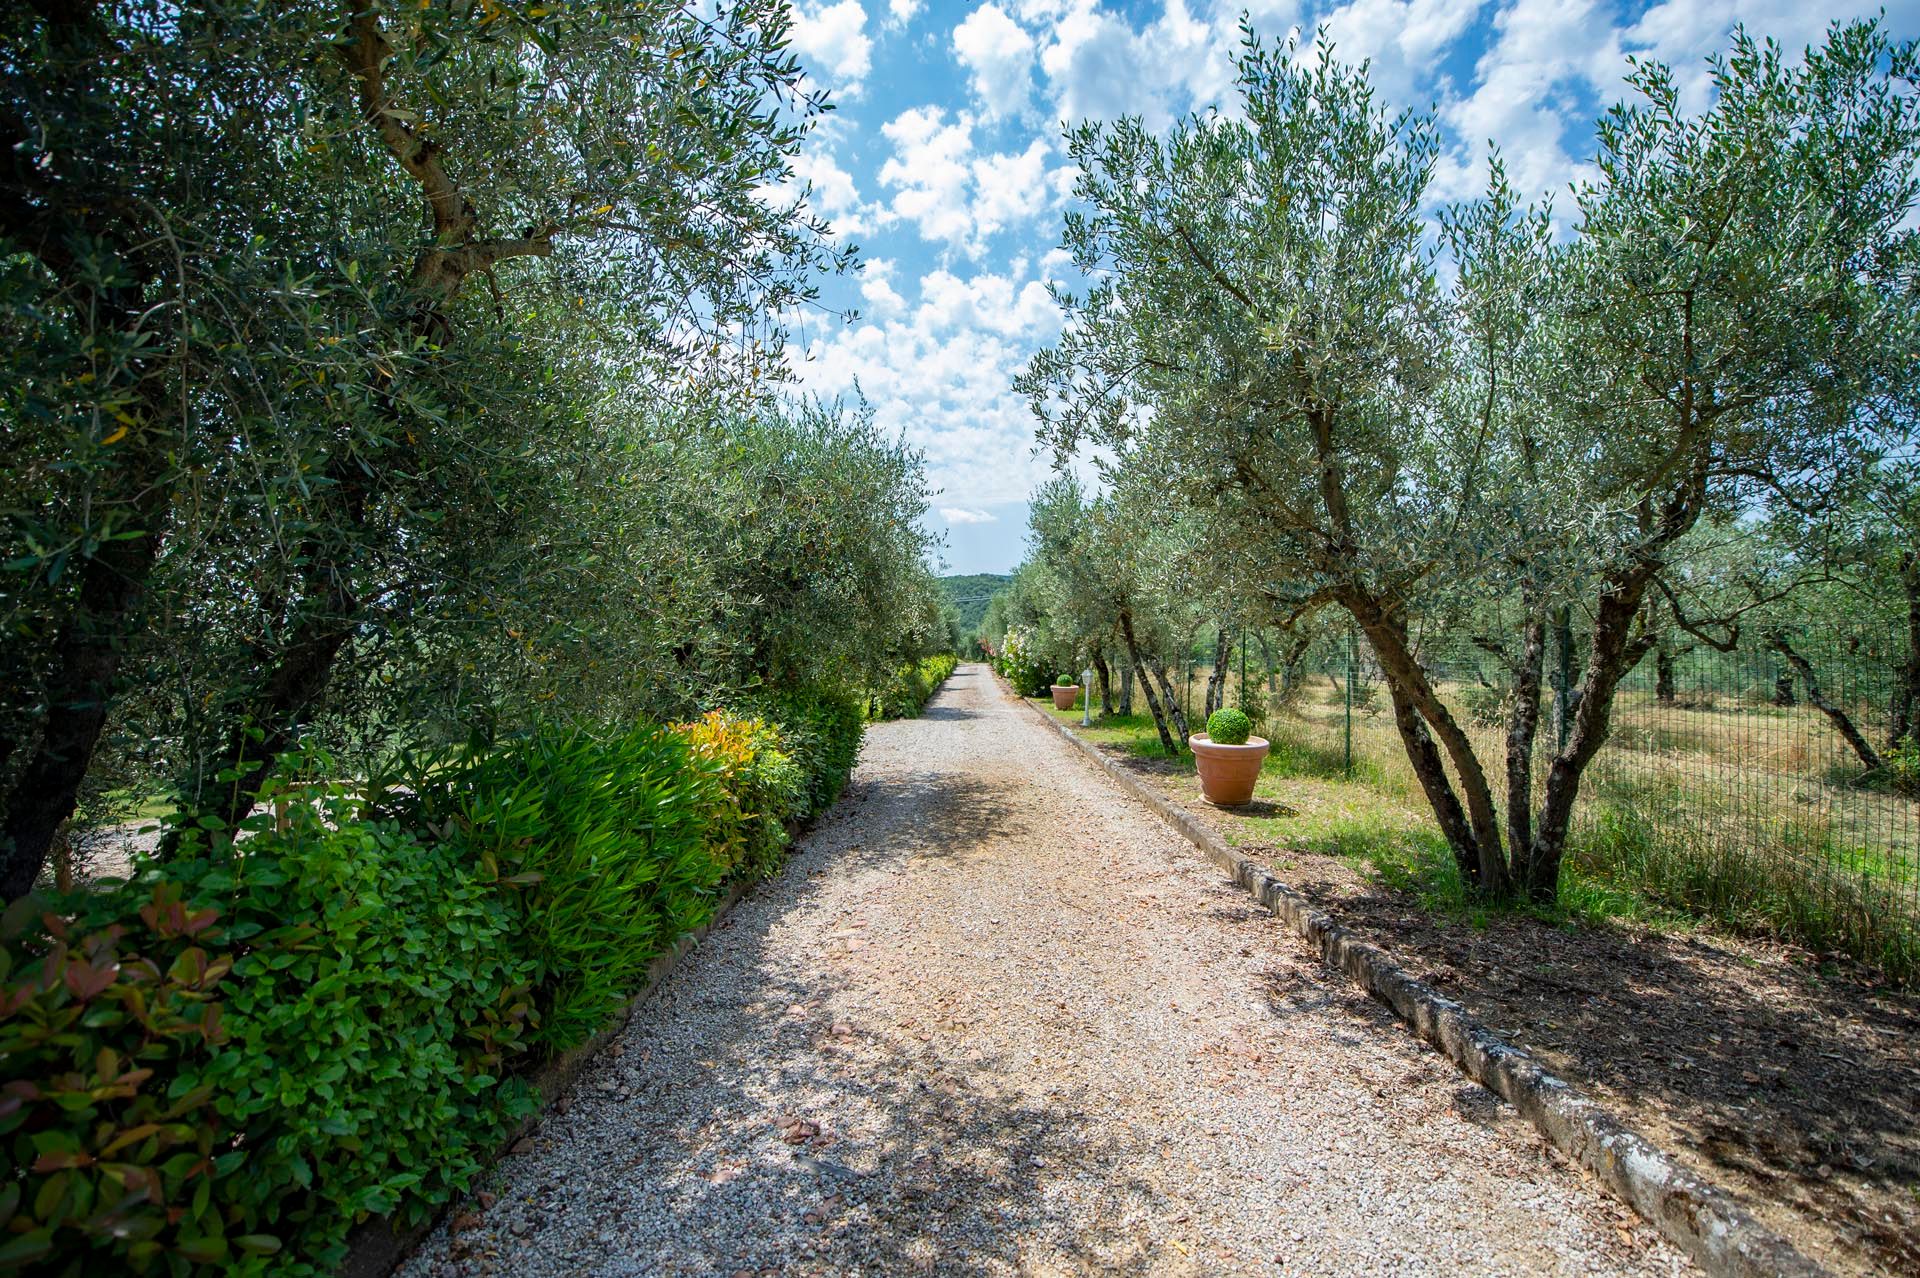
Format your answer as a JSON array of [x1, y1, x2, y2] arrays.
[[0, 5, 177, 898], [1204, 626, 1231, 719], [1891, 551, 1920, 750], [1153, 662, 1190, 748], [187, 0, 561, 836], [1655, 639, 1678, 706], [1771, 633, 1883, 772], [1119, 609, 1177, 756]]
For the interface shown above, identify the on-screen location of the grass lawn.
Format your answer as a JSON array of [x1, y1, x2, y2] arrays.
[[1028, 695, 1687, 933]]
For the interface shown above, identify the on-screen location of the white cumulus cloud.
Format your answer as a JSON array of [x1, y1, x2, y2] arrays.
[[791, 1, 874, 94], [860, 257, 908, 319], [793, 262, 1068, 506], [942, 507, 998, 524], [877, 108, 1068, 255], [879, 107, 979, 249], [954, 4, 1037, 119]]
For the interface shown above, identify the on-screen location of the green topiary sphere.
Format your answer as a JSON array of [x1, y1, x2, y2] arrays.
[[1206, 707, 1253, 745]]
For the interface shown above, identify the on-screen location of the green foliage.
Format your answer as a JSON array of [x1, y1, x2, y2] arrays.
[[128, 796, 537, 1274], [1205, 708, 1253, 745], [0, 887, 259, 1276], [1459, 682, 1512, 730], [871, 654, 958, 720], [0, 0, 935, 900], [3, 689, 864, 1276], [675, 712, 806, 881], [1237, 687, 1270, 736], [750, 687, 866, 820], [1022, 17, 1920, 908], [1575, 800, 1919, 983], [399, 727, 719, 1054], [994, 627, 1056, 698], [1883, 739, 1920, 795], [939, 575, 1013, 639]]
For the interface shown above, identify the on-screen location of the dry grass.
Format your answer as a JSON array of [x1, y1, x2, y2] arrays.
[[1143, 666, 1920, 980]]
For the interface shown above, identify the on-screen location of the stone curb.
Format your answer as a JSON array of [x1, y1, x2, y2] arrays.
[[335, 875, 755, 1278], [1001, 675, 1827, 1278]]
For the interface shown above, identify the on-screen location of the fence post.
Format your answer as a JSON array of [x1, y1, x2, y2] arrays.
[[1239, 625, 1248, 711], [1345, 623, 1356, 778]]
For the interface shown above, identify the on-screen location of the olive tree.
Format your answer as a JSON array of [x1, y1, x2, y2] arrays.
[[1025, 22, 1920, 901], [1, 0, 852, 896]]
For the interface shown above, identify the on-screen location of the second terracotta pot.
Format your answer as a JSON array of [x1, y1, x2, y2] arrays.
[[1190, 733, 1270, 806], [1050, 684, 1081, 711]]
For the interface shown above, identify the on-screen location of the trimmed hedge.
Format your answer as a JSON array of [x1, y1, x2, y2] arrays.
[[747, 686, 864, 819], [0, 691, 862, 1275], [1204, 708, 1253, 744], [869, 653, 958, 720]]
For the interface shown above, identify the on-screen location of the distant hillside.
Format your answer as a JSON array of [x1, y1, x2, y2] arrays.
[[939, 573, 1013, 635]]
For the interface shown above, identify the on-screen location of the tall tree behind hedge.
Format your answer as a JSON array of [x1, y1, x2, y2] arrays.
[[0, 0, 849, 898]]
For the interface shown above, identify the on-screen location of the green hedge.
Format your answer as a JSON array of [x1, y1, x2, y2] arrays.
[[0, 690, 862, 1275], [746, 685, 864, 818], [869, 653, 958, 720]]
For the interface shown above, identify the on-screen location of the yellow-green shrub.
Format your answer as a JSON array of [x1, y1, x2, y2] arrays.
[[674, 711, 805, 879]]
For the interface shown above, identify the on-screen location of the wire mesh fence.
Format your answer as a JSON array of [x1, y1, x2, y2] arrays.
[[1170, 624, 1920, 976]]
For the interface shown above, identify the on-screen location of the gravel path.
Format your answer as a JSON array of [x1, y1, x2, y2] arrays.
[[399, 664, 1690, 1278]]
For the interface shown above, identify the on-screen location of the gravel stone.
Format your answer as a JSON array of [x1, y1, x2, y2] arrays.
[[397, 663, 1691, 1277]]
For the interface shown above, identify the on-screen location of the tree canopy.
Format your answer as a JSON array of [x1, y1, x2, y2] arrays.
[[1021, 18, 1920, 903], [0, 0, 943, 896]]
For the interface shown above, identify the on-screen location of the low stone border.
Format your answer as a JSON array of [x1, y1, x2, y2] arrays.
[[335, 876, 754, 1278], [1002, 676, 1827, 1278]]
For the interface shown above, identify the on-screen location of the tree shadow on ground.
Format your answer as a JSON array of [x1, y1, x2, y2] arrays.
[[822, 772, 1035, 864], [1218, 799, 1297, 819], [1275, 861, 1920, 1274], [409, 767, 1195, 1278], [1052, 710, 1920, 1273]]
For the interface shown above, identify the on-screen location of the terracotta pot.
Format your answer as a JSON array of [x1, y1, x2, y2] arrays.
[[1190, 733, 1270, 807], [1049, 684, 1081, 711]]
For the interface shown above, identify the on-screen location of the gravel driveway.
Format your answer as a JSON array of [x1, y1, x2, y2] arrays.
[[398, 663, 1689, 1278]]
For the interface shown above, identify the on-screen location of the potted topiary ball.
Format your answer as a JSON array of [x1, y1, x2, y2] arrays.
[[1190, 707, 1269, 806], [1049, 682, 1081, 711]]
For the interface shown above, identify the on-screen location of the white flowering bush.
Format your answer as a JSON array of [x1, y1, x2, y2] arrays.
[[994, 626, 1056, 698]]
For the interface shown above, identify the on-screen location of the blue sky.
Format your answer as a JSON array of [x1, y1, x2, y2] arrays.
[[771, 0, 1918, 574]]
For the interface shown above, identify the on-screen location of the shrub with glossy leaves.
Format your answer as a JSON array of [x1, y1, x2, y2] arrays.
[[1205, 708, 1253, 745], [85, 793, 542, 1276], [871, 653, 957, 720], [751, 687, 865, 819], [2, 695, 866, 1276], [0, 886, 269, 1275]]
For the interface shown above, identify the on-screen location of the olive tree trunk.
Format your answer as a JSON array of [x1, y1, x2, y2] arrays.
[[1119, 609, 1179, 756]]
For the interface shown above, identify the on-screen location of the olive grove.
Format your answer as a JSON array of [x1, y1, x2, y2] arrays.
[[1019, 20, 1920, 904]]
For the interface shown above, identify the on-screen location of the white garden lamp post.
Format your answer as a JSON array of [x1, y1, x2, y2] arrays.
[[1082, 664, 1096, 726]]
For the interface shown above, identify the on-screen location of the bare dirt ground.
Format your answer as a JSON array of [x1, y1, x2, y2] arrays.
[[1077, 727, 1920, 1278], [398, 664, 1685, 1278]]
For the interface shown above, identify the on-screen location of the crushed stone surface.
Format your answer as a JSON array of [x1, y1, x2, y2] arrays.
[[398, 663, 1691, 1278]]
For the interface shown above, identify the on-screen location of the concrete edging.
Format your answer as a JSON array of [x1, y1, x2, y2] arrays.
[[335, 876, 755, 1278], [1002, 675, 1826, 1278]]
